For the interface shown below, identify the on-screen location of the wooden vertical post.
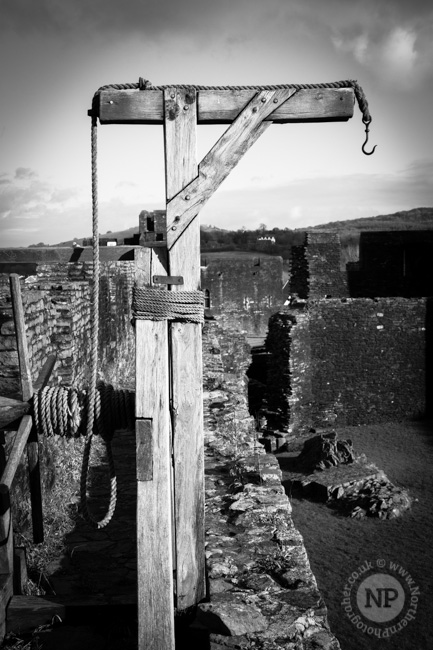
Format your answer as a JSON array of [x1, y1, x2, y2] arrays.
[[164, 88, 206, 610], [135, 248, 175, 650], [9, 275, 44, 544], [0, 486, 13, 577], [9, 275, 32, 403]]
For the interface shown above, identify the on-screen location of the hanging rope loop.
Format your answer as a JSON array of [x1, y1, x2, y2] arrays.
[[32, 384, 135, 530]]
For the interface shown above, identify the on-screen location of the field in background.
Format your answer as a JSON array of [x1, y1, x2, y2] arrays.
[[282, 420, 433, 650]]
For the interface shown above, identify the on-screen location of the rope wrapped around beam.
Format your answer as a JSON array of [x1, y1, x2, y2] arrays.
[[132, 287, 205, 323]]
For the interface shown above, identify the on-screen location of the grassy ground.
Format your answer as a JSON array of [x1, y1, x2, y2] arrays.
[[280, 420, 433, 650], [10, 435, 84, 593]]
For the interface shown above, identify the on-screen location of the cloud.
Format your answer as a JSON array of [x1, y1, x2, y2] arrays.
[[1, 0, 237, 37], [199, 157, 433, 229], [329, 2, 433, 88], [0, 168, 80, 241], [15, 167, 37, 180]]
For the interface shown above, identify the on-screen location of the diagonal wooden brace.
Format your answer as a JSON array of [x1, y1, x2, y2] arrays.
[[166, 87, 297, 249]]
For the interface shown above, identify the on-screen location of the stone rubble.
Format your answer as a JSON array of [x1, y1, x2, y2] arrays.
[[198, 320, 341, 649], [280, 431, 412, 520]]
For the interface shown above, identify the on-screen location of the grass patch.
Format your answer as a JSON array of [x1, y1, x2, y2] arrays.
[[10, 435, 84, 595]]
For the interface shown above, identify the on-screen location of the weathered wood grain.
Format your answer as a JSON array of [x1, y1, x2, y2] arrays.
[[135, 246, 174, 649], [166, 88, 296, 249], [0, 397, 30, 430], [164, 88, 206, 610], [9, 275, 32, 402], [99, 87, 354, 124], [0, 574, 13, 641], [0, 416, 33, 491], [0, 485, 13, 576], [32, 355, 56, 393]]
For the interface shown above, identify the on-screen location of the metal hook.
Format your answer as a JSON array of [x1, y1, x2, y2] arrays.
[[362, 119, 377, 156]]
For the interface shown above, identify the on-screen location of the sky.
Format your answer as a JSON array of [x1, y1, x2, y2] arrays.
[[1, 0, 432, 247]]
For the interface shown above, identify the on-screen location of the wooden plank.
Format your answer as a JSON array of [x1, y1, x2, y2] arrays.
[[166, 88, 296, 249], [0, 397, 30, 430], [6, 595, 65, 634], [9, 275, 32, 402], [135, 419, 153, 481], [135, 247, 174, 650], [13, 547, 27, 595], [32, 355, 56, 393], [26, 427, 44, 544], [6, 594, 133, 634], [0, 574, 13, 643], [0, 485, 13, 576], [0, 416, 33, 490], [198, 87, 355, 123], [99, 87, 354, 124], [164, 88, 206, 611]]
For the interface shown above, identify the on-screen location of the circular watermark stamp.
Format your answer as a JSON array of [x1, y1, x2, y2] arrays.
[[341, 560, 419, 639]]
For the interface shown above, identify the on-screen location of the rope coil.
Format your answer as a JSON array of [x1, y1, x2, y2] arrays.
[[132, 287, 205, 323], [32, 384, 135, 530]]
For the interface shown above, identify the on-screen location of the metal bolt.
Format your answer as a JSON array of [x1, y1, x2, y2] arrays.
[[273, 98, 278, 103], [109, 101, 114, 105], [252, 107, 258, 113], [185, 195, 190, 200], [184, 105, 189, 111], [261, 97, 266, 103], [170, 93, 175, 99], [172, 226, 177, 231]]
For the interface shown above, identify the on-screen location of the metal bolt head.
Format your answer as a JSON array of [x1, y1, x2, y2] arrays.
[[172, 226, 177, 231], [273, 98, 278, 103], [185, 194, 191, 201], [170, 93, 175, 99], [184, 105, 189, 111], [109, 101, 114, 105], [252, 106, 258, 113], [261, 97, 266, 103]]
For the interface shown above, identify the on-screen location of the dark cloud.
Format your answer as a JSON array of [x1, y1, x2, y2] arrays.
[[1, 0, 235, 36], [15, 167, 37, 180]]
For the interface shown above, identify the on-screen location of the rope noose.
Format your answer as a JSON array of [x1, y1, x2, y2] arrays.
[[79, 114, 117, 529]]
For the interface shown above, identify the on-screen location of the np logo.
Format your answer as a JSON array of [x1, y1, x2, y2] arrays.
[[357, 573, 405, 622], [341, 560, 419, 639]]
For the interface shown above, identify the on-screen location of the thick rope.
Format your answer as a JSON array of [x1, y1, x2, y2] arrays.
[[32, 384, 135, 439], [72, 116, 116, 529], [132, 287, 205, 323], [32, 384, 135, 529]]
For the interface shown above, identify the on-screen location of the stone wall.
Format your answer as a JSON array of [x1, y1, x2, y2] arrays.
[[266, 298, 430, 433], [200, 319, 340, 648], [348, 230, 433, 298], [0, 261, 135, 397], [290, 232, 348, 300], [201, 254, 284, 337]]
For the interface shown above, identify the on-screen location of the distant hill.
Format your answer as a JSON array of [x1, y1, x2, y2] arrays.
[[35, 207, 433, 250], [306, 207, 433, 233]]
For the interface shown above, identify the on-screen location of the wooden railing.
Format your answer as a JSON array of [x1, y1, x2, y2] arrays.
[[0, 274, 56, 639]]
